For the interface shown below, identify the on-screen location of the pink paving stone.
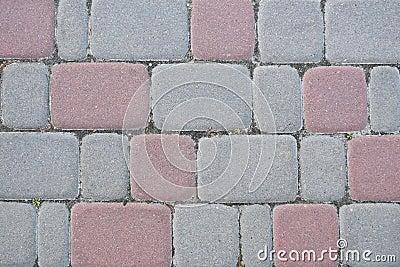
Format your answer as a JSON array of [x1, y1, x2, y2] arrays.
[[51, 63, 149, 129], [71, 203, 172, 267], [191, 0, 255, 60], [130, 134, 196, 202], [0, 0, 54, 58], [273, 204, 338, 267], [303, 66, 368, 133], [348, 135, 400, 201]]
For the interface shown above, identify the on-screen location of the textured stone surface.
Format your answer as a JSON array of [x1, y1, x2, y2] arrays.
[[191, 0, 254, 60], [258, 0, 323, 63], [340, 204, 400, 267], [253, 66, 302, 133], [348, 135, 400, 201], [0, 133, 79, 199], [71, 203, 172, 267], [303, 66, 368, 133], [0, 202, 36, 266], [273, 204, 338, 267], [173, 204, 239, 266], [300, 136, 346, 202], [326, 0, 400, 63], [152, 63, 252, 131], [240, 205, 272, 267], [0, 0, 54, 58], [1, 63, 49, 129], [51, 63, 149, 129], [130, 134, 196, 201], [38, 203, 70, 267], [90, 0, 188, 60], [81, 134, 129, 200], [197, 135, 298, 202], [369, 66, 400, 132], [57, 0, 88, 60]]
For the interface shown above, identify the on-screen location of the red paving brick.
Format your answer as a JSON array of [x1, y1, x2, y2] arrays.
[[130, 134, 196, 201], [71, 203, 172, 267], [348, 135, 400, 201], [273, 204, 338, 267], [0, 0, 54, 58], [51, 63, 149, 129], [191, 0, 255, 60], [303, 66, 368, 133]]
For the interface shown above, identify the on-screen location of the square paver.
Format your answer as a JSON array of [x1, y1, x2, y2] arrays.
[[300, 136, 346, 202], [326, 0, 400, 63], [90, 0, 188, 60], [0, 0, 54, 58], [71, 203, 172, 267], [273, 204, 338, 267], [340, 204, 400, 266], [258, 0, 324, 63], [348, 135, 400, 201], [303, 66, 368, 133], [173, 204, 239, 266], [81, 134, 130, 200], [1, 63, 49, 129], [191, 0, 255, 60], [130, 134, 196, 202]]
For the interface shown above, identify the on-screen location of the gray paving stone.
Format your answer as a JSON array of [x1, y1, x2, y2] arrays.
[[38, 203, 70, 267], [369, 66, 400, 132], [57, 0, 88, 60], [240, 205, 272, 267], [173, 204, 239, 266], [1, 63, 49, 129], [0, 132, 79, 199], [326, 0, 400, 63], [197, 135, 298, 203], [253, 66, 302, 133], [90, 0, 188, 60], [340, 204, 400, 267], [152, 63, 252, 131], [0, 202, 36, 266], [258, 0, 323, 63], [81, 134, 129, 200], [300, 136, 346, 202]]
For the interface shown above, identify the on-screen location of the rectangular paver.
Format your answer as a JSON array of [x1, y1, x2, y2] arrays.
[[0, 133, 79, 199]]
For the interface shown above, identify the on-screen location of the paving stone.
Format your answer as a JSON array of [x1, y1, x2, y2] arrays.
[[173, 204, 239, 266], [81, 134, 129, 200], [300, 136, 346, 202], [197, 135, 298, 203], [0, 0, 54, 58], [253, 66, 302, 133], [240, 205, 272, 267], [303, 66, 368, 133], [71, 203, 172, 267], [326, 0, 400, 63], [369, 66, 400, 132], [0, 132, 79, 199], [90, 0, 188, 60], [38, 203, 70, 267], [348, 135, 400, 201], [1, 63, 49, 129], [130, 134, 196, 201], [191, 0, 255, 60], [57, 0, 88, 60], [340, 204, 400, 267], [152, 63, 252, 131], [0, 202, 36, 266], [273, 204, 338, 267], [258, 0, 323, 63], [51, 63, 149, 129]]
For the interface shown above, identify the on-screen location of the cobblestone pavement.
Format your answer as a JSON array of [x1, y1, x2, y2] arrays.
[[0, 0, 399, 266]]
